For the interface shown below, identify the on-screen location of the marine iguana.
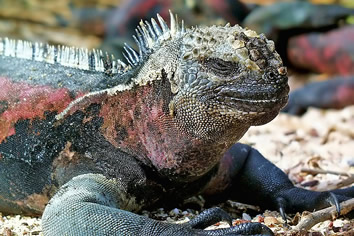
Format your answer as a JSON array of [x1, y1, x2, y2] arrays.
[[0, 12, 352, 235]]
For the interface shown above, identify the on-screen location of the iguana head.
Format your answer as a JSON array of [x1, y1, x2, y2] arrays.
[[163, 15, 289, 141], [103, 11, 289, 143], [56, 11, 288, 144]]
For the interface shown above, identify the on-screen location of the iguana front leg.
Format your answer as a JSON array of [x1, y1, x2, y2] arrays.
[[204, 143, 353, 220], [42, 173, 274, 235]]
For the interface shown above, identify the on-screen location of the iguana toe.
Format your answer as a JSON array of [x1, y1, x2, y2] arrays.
[[189, 207, 232, 229]]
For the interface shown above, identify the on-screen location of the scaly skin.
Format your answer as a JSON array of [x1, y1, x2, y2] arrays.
[[0, 12, 352, 235]]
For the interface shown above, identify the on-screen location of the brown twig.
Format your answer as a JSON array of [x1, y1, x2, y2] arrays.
[[300, 168, 354, 190], [226, 200, 261, 212], [334, 177, 354, 189], [301, 168, 353, 177], [293, 198, 354, 231]]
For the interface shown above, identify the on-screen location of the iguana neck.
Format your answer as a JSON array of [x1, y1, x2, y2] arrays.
[[99, 76, 247, 182]]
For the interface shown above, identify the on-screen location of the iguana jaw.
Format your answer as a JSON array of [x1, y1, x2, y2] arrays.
[[169, 23, 289, 131], [171, 60, 289, 137], [210, 79, 289, 125]]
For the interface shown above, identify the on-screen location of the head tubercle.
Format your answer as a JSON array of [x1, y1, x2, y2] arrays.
[[121, 10, 284, 93], [114, 11, 276, 80], [182, 25, 275, 69]]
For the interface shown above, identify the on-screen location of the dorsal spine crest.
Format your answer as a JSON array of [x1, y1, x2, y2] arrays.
[[0, 11, 184, 76]]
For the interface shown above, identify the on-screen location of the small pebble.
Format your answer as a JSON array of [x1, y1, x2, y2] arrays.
[[346, 158, 354, 167], [242, 213, 252, 221], [169, 208, 181, 216], [264, 216, 279, 226]]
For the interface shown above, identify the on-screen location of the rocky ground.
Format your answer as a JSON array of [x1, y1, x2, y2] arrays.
[[1, 106, 354, 235]]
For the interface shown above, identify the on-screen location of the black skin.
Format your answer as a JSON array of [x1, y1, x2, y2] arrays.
[[282, 77, 354, 115]]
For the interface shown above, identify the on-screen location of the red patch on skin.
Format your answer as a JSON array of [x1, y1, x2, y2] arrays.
[[0, 77, 76, 142], [99, 81, 228, 180], [99, 84, 183, 170], [99, 85, 172, 166]]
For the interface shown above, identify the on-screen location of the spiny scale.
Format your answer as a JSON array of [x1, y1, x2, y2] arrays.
[[0, 11, 184, 75]]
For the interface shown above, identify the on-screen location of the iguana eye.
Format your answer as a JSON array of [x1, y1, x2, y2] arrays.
[[203, 58, 239, 77]]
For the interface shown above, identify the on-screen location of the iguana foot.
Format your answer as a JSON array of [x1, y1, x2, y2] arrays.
[[205, 143, 354, 222], [189, 207, 232, 229], [42, 174, 273, 235], [187, 207, 273, 235], [274, 188, 352, 222], [231, 144, 354, 218], [190, 222, 274, 235]]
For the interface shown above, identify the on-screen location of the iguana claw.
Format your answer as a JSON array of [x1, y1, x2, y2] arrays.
[[276, 197, 288, 223], [328, 192, 340, 215]]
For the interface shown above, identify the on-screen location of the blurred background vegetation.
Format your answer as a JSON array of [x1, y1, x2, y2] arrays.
[[0, 0, 352, 52]]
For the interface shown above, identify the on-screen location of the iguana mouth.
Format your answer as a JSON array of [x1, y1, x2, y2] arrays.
[[211, 83, 289, 113]]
